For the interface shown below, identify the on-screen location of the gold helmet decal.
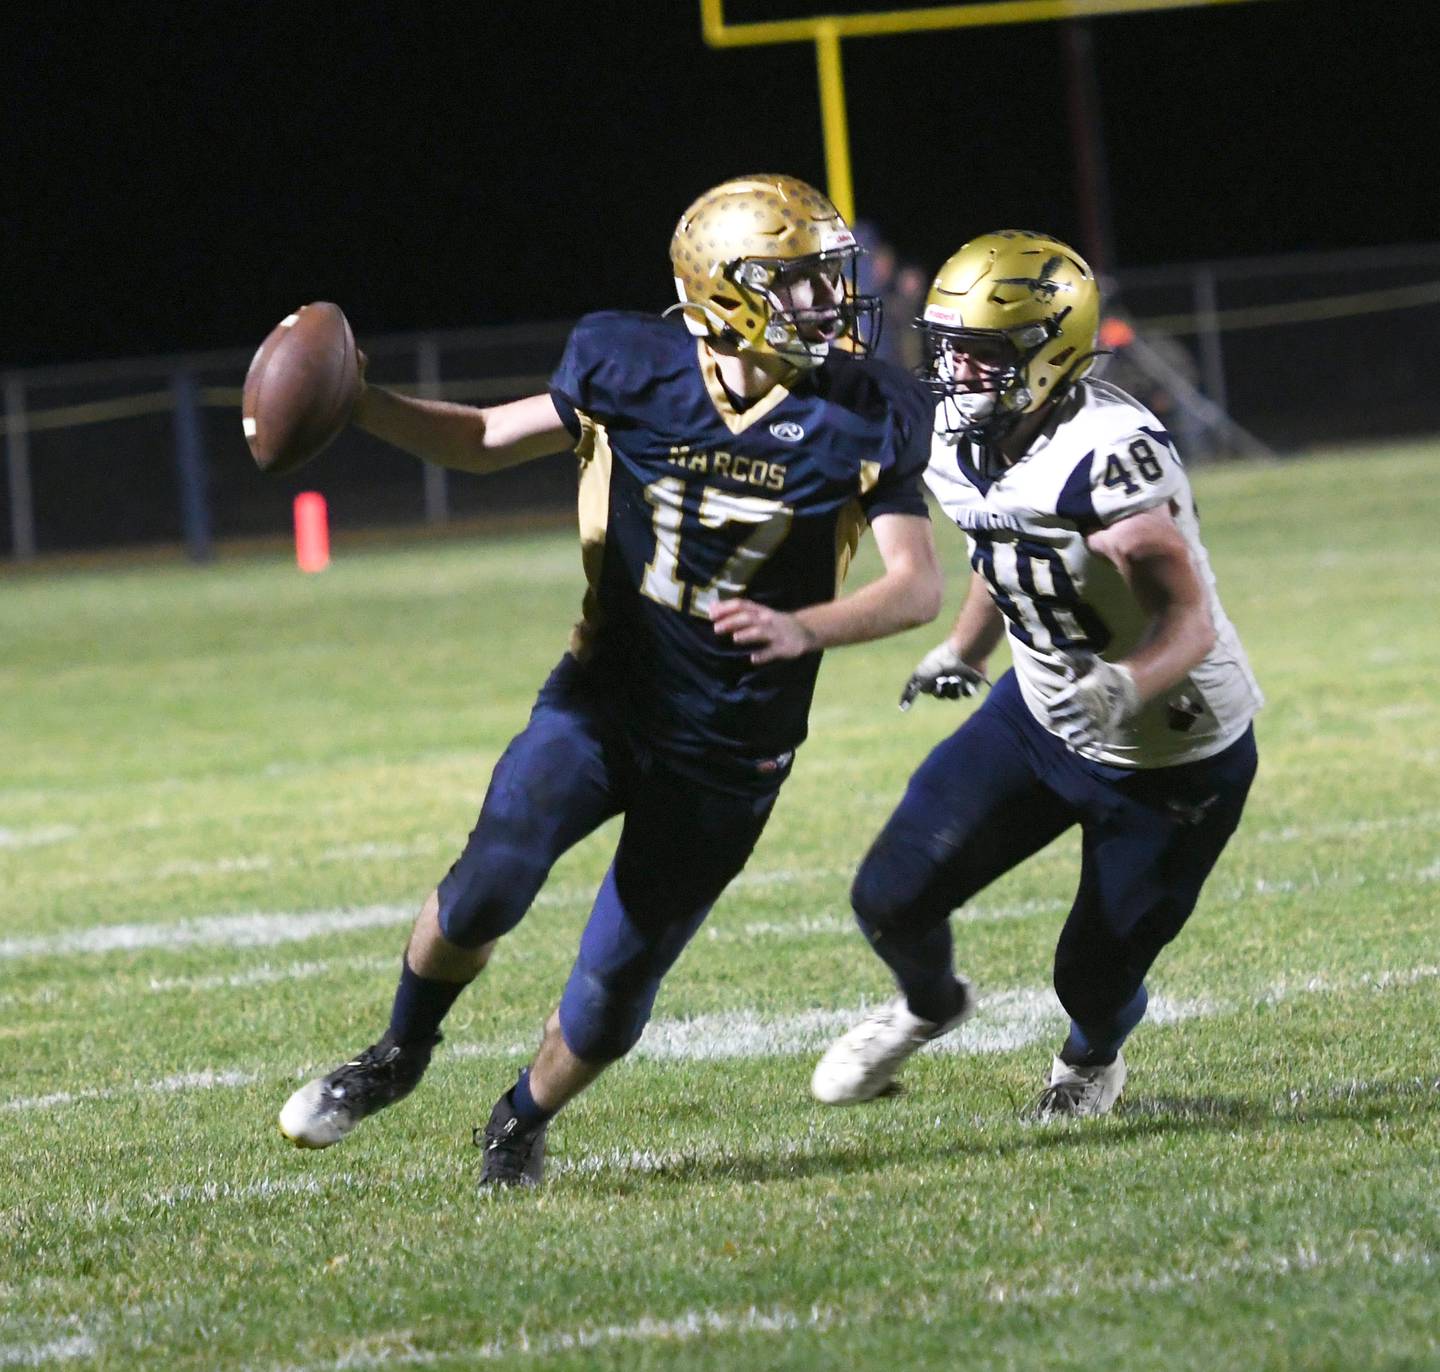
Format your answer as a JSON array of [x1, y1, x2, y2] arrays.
[[669, 174, 878, 368], [918, 230, 1100, 439]]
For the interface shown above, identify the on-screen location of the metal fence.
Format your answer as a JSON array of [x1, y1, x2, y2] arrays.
[[4, 244, 1438, 561]]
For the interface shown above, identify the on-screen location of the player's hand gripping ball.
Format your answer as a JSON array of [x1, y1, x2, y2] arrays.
[[242, 302, 362, 474]]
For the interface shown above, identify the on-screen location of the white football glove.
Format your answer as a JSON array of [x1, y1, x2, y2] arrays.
[[899, 642, 989, 711], [1050, 652, 1141, 751]]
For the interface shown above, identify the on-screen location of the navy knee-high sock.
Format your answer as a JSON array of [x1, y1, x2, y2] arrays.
[[1061, 985, 1148, 1066], [856, 913, 968, 1025], [507, 1068, 557, 1127], [387, 962, 468, 1046]]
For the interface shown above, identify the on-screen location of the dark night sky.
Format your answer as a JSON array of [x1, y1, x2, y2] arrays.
[[4, 0, 1438, 370]]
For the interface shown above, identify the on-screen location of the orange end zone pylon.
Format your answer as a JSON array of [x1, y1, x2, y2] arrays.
[[293, 491, 330, 573]]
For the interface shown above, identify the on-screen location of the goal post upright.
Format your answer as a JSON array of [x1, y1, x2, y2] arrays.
[[812, 21, 854, 226]]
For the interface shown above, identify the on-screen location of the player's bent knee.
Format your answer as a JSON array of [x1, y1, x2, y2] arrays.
[[557, 968, 660, 1063], [851, 841, 933, 932], [437, 843, 550, 948]]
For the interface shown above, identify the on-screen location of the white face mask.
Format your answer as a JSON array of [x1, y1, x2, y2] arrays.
[[952, 391, 997, 422], [936, 390, 998, 444]]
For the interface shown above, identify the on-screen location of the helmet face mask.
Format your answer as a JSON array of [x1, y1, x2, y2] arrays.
[[922, 319, 1063, 439], [915, 231, 1099, 443], [744, 246, 880, 363], [670, 175, 881, 369]]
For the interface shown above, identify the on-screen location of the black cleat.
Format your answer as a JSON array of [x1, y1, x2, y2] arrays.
[[474, 1091, 548, 1189], [278, 1032, 438, 1148]]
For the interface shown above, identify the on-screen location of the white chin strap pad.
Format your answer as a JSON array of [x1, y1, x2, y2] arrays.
[[673, 277, 711, 338]]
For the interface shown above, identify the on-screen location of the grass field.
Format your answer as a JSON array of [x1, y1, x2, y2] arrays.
[[2, 444, 1437, 1371]]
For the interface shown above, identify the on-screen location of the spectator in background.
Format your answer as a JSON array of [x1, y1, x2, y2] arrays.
[[855, 221, 928, 373]]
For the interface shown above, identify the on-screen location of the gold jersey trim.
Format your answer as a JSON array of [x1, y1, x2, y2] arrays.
[[832, 462, 879, 594], [570, 412, 611, 660], [832, 498, 867, 597], [698, 342, 794, 436]]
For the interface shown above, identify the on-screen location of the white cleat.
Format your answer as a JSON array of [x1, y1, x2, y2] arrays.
[[1026, 1050, 1127, 1120], [277, 1034, 437, 1149], [811, 986, 974, 1105], [279, 1079, 356, 1149]]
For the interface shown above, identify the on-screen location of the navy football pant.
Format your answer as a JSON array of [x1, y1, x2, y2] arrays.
[[853, 670, 1257, 1060], [436, 657, 778, 1062]]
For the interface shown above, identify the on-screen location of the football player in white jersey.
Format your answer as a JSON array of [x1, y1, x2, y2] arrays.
[[812, 231, 1262, 1118]]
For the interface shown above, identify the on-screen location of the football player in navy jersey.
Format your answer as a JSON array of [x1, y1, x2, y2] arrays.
[[811, 232, 1261, 1119], [278, 175, 943, 1187]]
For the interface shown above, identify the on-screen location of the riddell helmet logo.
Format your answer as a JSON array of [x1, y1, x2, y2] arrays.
[[770, 421, 805, 442]]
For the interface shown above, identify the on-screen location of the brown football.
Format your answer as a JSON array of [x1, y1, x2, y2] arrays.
[[242, 302, 361, 474]]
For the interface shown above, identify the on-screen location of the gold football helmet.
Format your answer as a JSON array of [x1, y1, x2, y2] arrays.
[[917, 230, 1100, 441], [669, 174, 879, 368]]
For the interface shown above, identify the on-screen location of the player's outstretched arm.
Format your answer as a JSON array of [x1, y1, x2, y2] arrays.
[[1085, 505, 1216, 701], [710, 512, 942, 665], [354, 387, 572, 475]]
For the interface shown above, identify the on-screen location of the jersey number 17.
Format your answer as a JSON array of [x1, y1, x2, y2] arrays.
[[640, 476, 793, 617]]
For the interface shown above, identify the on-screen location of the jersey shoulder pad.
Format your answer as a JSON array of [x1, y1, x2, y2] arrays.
[[1054, 385, 1185, 530], [550, 311, 689, 418], [814, 351, 922, 416], [868, 357, 936, 447], [820, 354, 935, 477]]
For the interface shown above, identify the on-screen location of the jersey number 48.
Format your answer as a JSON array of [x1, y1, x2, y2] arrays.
[[1102, 436, 1164, 495]]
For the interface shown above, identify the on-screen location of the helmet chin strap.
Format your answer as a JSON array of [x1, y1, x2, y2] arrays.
[[661, 299, 721, 339], [663, 299, 827, 369]]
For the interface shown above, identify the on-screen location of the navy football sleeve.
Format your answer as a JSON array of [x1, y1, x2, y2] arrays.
[[549, 390, 583, 443], [861, 369, 934, 520], [552, 310, 659, 410], [548, 313, 611, 445]]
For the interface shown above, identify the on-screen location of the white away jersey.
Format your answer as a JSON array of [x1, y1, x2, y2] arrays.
[[924, 378, 1263, 768]]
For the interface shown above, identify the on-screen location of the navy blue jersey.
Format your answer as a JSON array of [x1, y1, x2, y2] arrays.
[[549, 311, 932, 781]]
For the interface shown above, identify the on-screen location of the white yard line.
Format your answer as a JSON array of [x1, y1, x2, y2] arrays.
[[146, 955, 395, 995], [0, 824, 80, 850], [0, 904, 413, 961], [0, 888, 1062, 981], [1225, 864, 1440, 901], [9, 856, 1438, 969], [725, 863, 850, 892], [2, 1069, 258, 1114], [274, 1306, 836, 1370], [703, 898, 1062, 944], [4, 964, 1437, 1116], [981, 1236, 1436, 1305], [151, 841, 449, 881], [146, 1164, 442, 1210], [272, 1236, 1435, 1370], [702, 912, 854, 941], [5, 852, 1434, 967], [0, 1336, 97, 1368], [151, 854, 276, 878], [437, 990, 1207, 1065]]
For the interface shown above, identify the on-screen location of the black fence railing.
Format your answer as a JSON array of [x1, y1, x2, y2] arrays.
[[4, 244, 1439, 560]]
